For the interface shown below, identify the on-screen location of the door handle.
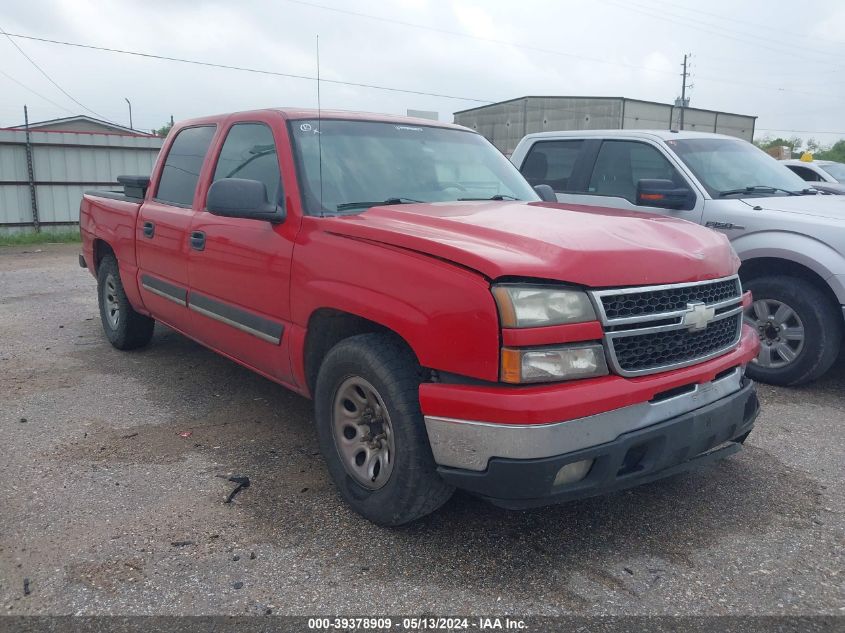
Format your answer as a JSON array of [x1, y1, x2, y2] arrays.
[[142, 221, 155, 238], [190, 230, 206, 251]]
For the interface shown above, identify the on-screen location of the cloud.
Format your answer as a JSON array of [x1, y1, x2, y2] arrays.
[[0, 0, 842, 143]]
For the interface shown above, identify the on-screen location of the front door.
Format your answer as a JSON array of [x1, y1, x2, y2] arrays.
[[522, 138, 705, 223], [187, 117, 298, 384]]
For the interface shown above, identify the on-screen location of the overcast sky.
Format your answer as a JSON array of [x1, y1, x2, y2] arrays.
[[1, 0, 843, 144]]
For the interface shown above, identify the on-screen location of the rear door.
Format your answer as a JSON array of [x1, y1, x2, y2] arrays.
[[186, 115, 298, 384], [136, 125, 217, 332]]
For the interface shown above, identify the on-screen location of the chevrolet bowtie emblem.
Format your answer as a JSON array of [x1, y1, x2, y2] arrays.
[[683, 301, 715, 331]]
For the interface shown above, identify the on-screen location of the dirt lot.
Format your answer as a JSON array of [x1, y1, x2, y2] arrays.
[[1, 243, 843, 616]]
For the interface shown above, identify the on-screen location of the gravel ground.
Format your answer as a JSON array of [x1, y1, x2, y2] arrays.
[[0, 244, 843, 616]]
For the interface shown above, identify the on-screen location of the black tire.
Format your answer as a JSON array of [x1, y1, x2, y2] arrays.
[[97, 255, 155, 350], [314, 333, 454, 525], [743, 276, 842, 386]]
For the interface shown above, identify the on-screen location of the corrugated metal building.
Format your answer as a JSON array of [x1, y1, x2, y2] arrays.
[[0, 120, 163, 234], [454, 96, 757, 155]]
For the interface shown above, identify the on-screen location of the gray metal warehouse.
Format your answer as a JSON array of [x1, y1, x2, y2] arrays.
[[454, 96, 757, 155], [0, 116, 163, 235]]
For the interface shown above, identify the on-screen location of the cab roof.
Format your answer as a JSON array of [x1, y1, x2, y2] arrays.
[[522, 129, 748, 142], [174, 108, 472, 132]]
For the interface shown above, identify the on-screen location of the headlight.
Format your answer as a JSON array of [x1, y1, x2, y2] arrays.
[[501, 344, 608, 384], [492, 284, 596, 328]]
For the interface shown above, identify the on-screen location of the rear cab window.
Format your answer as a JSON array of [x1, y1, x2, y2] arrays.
[[155, 126, 217, 207]]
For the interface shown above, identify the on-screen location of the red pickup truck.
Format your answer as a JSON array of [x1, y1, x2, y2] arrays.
[[79, 108, 760, 525]]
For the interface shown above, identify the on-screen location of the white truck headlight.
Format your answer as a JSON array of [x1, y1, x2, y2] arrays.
[[501, 344, 608, 384], [492, 284, 596, 328]]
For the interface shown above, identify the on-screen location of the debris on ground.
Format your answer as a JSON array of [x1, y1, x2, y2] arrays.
[[23, 578, 30, 596], [121, 432, 138, 439], [232, 581, 244, 590], [249, 551, 256, 560], [224, 475, 251, 504], [19, 418, 27, 423], [170, 540, 195, 547], [178, 431, 192, 438]]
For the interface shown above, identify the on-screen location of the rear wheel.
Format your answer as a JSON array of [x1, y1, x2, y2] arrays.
[[743, 276, 842, 386], [314, 333, 454, 525], [97, 255, 155, 350]]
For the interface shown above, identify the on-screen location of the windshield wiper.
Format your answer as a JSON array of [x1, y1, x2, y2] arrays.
[[718, 185, 800, 197], [457, 194, 519, 201], [335, 197, 424, 211]]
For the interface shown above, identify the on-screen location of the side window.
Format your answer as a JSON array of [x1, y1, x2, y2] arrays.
[[587, 140, 685, 204], [787, 165, 821, 182], [520, 140, 583, 191], [213, 123, 281, 202], [155, 126, 216, 206]]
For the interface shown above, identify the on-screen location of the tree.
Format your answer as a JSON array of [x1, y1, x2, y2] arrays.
[[816, 140, 845, 163], [153, 120, 174, 138], [755, 136, 800, 152]]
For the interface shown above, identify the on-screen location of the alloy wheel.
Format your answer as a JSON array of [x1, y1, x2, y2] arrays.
[[744, 298, 805, 368]]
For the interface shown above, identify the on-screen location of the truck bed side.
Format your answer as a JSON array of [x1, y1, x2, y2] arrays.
[[79, 191, 148, 315]]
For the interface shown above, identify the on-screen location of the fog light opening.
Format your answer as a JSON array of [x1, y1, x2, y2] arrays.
[[553, 459, 594, 486]]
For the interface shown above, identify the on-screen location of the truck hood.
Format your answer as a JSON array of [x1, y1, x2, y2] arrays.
[[324, 201, 738, 287], [740, 194, 845, 219]]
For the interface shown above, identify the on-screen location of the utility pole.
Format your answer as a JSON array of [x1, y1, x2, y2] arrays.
[[125, 97, 133, 130], [23, 105, 40, 232], [678, 53, 693, 130]]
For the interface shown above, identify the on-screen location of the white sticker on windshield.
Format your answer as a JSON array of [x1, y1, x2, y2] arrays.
[[300, 123, 313, 132], [396, 125, 423, 132]]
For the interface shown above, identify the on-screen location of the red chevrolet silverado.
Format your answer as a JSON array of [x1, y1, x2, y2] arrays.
[[79, 108, 760, 525]]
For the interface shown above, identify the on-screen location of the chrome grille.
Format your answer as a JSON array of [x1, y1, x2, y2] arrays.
[[611, 313, 742, 374], [600, 278, 740, 321], [590, 275, 744, 377]]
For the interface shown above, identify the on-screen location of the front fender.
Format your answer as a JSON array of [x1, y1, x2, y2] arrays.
[[731, 230, 845, 296], [291, 225, 501, 383]]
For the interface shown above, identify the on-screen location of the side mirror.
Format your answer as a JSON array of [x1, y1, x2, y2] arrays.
[[534, 184, 558, 202], [636, 179, 693, 210], [207, 178, 285, 223]]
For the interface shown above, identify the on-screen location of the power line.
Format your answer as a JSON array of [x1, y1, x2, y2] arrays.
[[285, 0, 844, 99], [602, 0, 844, 69], [1, 32, 493, 104], [282, 0, 683, 77], [629, 0, 845, 50], [0, 24, 114, 122], [0, 68, 77, 115], [756, 127, 845, 136]]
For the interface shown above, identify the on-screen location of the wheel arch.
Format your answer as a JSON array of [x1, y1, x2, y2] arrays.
[[92, 238, 116, 273], [302, 308, 422, 396], [731, 230, 845, 307], [739, 256, 841, 313]]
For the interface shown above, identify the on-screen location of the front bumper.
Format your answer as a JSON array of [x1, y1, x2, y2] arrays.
[[434, 378, 759, 509]]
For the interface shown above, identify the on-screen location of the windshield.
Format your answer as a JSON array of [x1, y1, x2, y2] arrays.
[[289, 119, 538, 214], [666, 137, 809, 198], [820, 162, 845, 183]]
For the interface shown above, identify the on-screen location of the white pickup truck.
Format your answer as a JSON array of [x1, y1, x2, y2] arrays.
[[511, 130, 845, 385]]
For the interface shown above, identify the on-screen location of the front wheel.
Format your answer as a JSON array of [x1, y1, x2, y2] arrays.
[[743, 276, 842, 386], [314, 333, 454, 525]]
